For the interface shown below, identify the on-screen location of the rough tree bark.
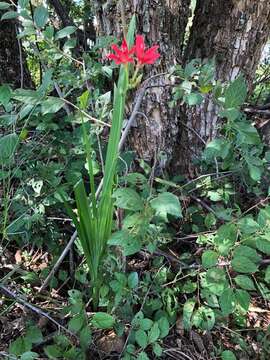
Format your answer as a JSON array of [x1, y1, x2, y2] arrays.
[[0, 16, 32, 88], [172, 0, 270, 174], [94, 0, 270, 176], [94, 0, 191, 172]]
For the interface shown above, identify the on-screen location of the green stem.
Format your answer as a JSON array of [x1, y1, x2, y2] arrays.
[[130, 65, 140, 84], [81, 118, 97, 217]]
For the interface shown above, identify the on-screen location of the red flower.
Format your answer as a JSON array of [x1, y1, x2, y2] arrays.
[[107, 38, 135, 65], [135, 35, 160, 65]]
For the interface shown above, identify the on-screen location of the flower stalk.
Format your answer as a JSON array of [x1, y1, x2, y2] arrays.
[[62, 17, 160, 309]]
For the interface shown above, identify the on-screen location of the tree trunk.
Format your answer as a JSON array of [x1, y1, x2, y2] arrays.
[[172, 0, 270, 174], [0, 16, 32, 88], [94, 0, 191, 172]]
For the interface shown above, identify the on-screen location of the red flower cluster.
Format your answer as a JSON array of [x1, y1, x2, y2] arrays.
[[108, 35, 160, 66]]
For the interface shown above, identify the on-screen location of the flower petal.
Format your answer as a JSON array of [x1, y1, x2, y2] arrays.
[[135, 35, 145, 58], [121, 38, 128, 52], [111, 44, 123, 56]]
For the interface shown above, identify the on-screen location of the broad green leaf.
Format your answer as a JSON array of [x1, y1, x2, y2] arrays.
[[44, 345, 62, 359], [221, 350, 237, 360], [238, 217, 260, 235], [216, 223, 237, 255], [0, 114, 17, 125], [257, 207, 270, 228], [20, 104, 34, 119], [137, 351, 150, 360], [135, 329, 148, 348], [1, 10, 18, 20], [108, 230, 141, 256], [153, 343, 163, 357], [207, 190, 222, 202], [233, 245, 261, 264], [68, 313, 85, 333], [128, 272, 139, 289], [234, 120, 261, 145], [125, 172, 147, 187], [181, 80, 192, 93], [231, 256, 258, 274], [113, 188, 144, 211], [184, 59, 200, 78], [140, 318, 153, 331], [220, 288, 235, 315], [34, 6, 48, 28], [25, 326, 43, 344], [55, 25, 77, 39], [92, 312, 115, 329], [220, 108, 241, 121], [234, 275, 256, 290], [204, 268, 228, 296], [21, 352, 39, 360], [204, 213, 217, 228], [256, 235, 270, 255], [123, 212, 145, 229], [235, 289, 250, 312], [0, 133, 19, 165], [79, 90, 90, 110], [18, 0, 29, 8], [115, 272, 128, 287], [150, 192, 182, 222], [0, 84, 12, 107], [202, 250, 218, 268], [157, 317, 170, 338], [38, 68, 53, 94], [148, 322, 160, 344], [183, 299, 196, 330], [224, 75, 247, 108], [248, 163, 262, 181], [9, 337, 32, 356], [5, 215, 26, 235], [192, 306, 215, 330], [41, 97, 65, 114], [13, 89, 42, 104], [79, 326, 92, 351], [0, 2, 10, 10], [186, 92, 203, 105], [182, 280, 197, 294]]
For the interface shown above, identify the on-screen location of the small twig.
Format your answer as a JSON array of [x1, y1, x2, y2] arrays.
[[47, 216, 72, 221], [255, 102, 270, 110], [69, 245, 74, 277], [181, 170, 236, 189], [96, 131, 105, 175], [163, 348, 195, 360], [0, 284, 78, 339], [241, 196, 269, 217], [244, 107, 270, 116], [53, 81, 71, 116], [150, 249, 200, 270], [0, 352, 17, 359], [190, 194, 216, 215], [39, 228, 78, 292], [15, 25, 24, 88], [214, 157, 219, 178], [62, 98, 109, 127], [180, 120, 206, 145]]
